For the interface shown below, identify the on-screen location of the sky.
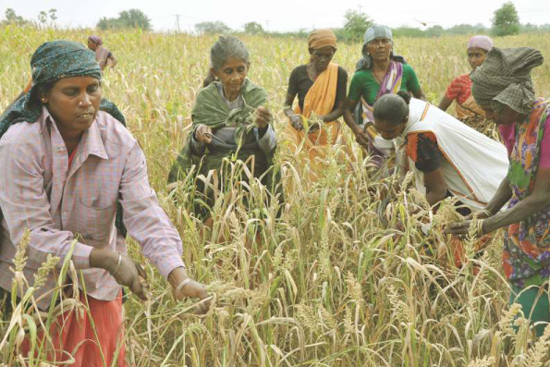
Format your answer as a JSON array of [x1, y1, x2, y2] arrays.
[[1, 0, 549, 32]]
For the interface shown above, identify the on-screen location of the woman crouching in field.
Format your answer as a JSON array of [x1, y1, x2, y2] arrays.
[[168, 36, 282, 223], [373, 91, 509, 266], [0, 40, 210, 365], [448, 47, 550, 337]]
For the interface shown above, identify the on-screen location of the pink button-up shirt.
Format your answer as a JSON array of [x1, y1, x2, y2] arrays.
[[0, 107, 185, 309]]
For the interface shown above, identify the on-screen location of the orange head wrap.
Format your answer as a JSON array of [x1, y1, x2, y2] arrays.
[[307, 29, 337, 50]]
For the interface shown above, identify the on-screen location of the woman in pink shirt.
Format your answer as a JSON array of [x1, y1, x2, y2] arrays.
[[0, 41, 209, 365]]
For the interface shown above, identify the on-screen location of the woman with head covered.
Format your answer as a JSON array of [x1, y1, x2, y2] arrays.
[[448, 47, 550, 337], [0, 40, 210, 365], [284, 29, 348, 170], [88, 35, 118, 70], [344, 26, 425, 162], [438, 35, 493, 120]]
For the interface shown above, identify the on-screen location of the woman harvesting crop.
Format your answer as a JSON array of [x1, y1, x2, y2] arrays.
[[448, 47, 550, 337], [168, 36, 282, 220], [0, 40, 210, 365], [283, 29, 348, 171]]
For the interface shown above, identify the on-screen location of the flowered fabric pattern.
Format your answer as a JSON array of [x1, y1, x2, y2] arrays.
[[503, 99, 550, 287]]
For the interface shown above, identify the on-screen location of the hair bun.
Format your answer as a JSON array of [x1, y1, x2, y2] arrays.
[[396, 90, 411, 105]]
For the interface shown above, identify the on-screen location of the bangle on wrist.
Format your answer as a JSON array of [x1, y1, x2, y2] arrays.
[[176, 278, 192, 295], [112, 254, 122, 276]]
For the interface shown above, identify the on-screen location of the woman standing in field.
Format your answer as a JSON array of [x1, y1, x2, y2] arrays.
[[284, 29, 348, 168], [373, 91, 509, 214], [168, 36, 281, 219], [0, 40, 210, 365], [438, 35, 493, 120], [88, 35, 118, 70], [447, 47, 550, 337], [344, 25, 426, 164]]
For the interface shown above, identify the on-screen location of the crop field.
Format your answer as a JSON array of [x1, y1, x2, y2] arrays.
[[1, 26, 550, 366]]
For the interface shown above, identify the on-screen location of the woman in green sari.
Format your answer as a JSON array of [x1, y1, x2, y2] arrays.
[[168, 36, 281, 219]]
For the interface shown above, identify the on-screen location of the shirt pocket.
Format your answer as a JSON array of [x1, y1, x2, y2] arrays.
[[77, 200, 117, 243]]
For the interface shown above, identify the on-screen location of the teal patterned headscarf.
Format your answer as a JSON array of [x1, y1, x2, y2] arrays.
[[0, 40, 125, 136], [0, 40, 127, 236]]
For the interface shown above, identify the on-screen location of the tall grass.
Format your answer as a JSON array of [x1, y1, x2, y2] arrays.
[[1, 26, 550, 366]]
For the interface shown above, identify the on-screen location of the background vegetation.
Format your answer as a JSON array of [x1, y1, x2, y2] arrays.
[[1, 25, 550, 366]]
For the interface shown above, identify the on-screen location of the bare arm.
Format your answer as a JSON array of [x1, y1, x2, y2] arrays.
[[447, 169, 550, 235], [438, 96, 453, 112], [483, 168, 550, 233], [413, 87, 427, 101], [343, 98, 368, 146], [321, 99, 345, 123], [424, 168, 448, 207], [483, 176, 513, 216], [283, 92, 297, 118], [284, 92, 304, 130]]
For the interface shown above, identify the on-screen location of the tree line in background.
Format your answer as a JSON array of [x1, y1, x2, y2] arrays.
[[2, 2, 549, 39], [196, 3, 547, 40], [1, 8, 152, 31]]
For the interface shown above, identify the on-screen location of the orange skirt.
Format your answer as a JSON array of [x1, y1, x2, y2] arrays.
[[22, 292, 127, 366]]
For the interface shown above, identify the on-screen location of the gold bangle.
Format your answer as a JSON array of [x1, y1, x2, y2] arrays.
[[176, 278, 192, 295]]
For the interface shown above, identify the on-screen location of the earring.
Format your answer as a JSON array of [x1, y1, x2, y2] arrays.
[[41, 97, 46, 103]]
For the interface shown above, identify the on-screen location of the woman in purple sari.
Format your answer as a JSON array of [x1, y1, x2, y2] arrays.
[[344, 25, 425, 164]]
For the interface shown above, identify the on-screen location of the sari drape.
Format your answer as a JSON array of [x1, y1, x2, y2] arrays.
[[503, 99, 550, 288], [288, 63, 343, 171], [399, 99, 509, 210], [357, 61, 404, 163]]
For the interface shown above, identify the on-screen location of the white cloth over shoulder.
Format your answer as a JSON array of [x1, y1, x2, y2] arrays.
[[398, 98, 509, 211]]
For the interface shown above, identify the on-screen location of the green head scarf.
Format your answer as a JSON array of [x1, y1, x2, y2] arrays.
[[0, 40, 127, 236], [471, 47, 544, 114], [0, 40, 125, 136]]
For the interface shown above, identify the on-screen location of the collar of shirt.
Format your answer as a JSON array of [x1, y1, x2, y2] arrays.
[[39, 106, 109, 164]]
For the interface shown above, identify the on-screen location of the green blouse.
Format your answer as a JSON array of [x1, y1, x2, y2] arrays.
[[348, 63, 421, 105]]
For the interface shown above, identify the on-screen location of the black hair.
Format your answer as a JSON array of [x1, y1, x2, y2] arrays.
[[373, 91, 411, 126], [31, 81, 56, 104]]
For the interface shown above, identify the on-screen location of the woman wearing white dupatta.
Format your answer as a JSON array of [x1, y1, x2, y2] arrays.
[[374, 91, 509, 212]]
